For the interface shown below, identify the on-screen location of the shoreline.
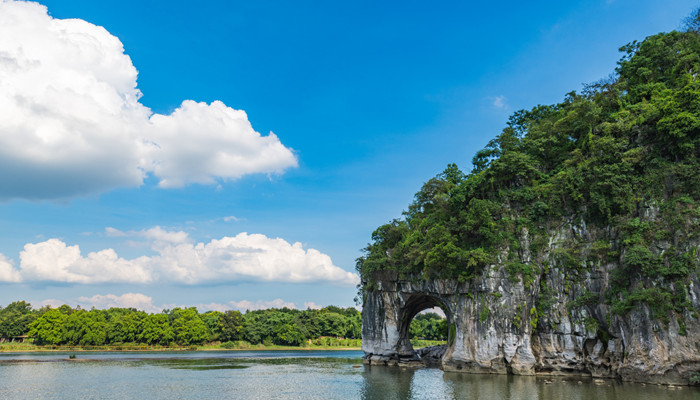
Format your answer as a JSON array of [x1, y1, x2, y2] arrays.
[[0, 345, 363, 353]]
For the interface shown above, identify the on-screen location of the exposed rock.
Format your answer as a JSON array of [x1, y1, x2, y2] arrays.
[[361, 223, 700, 385], [416, 345, 446, 366]]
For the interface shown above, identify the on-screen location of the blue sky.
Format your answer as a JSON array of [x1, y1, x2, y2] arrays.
[[0, 0, 696, 312]]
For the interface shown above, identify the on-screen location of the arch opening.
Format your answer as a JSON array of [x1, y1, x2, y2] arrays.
[[396, 294, 452, 364]]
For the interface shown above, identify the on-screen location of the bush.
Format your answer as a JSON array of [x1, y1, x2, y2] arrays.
[[220, 341, 236, 349]]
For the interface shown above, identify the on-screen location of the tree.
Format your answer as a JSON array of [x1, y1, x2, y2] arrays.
[[683, 7, 700, 33], [200, 311, 222, 341], [274, 323, 305, 346], [219, 310, 244, 342], [106, 309, 146, 344], [138, 314, 174, 345], [170, 307, 210, 345], [0, 301, 36, 339], [28, 309, 67, 345]]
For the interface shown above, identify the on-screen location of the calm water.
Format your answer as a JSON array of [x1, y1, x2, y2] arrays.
[[0, 350, 697, 399]]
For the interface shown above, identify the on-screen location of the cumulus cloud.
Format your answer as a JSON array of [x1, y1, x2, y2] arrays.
[[303, 301, 322, 310], [0, 1, 296, 200], [147, 101, 296, 188], [229, 298, 298, 311], [76, 293, 161, 313], [0, 228, 359, 286], [31, 294, 325, 313], [0, 254, 21, 282], [19, 238, 152, 284]]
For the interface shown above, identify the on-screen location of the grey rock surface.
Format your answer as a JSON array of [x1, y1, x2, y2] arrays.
[[361, 223, 700, 385]]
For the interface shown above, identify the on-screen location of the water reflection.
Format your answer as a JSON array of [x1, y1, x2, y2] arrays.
[[0, 352, 698, 400], [360, 366, 700, 400]]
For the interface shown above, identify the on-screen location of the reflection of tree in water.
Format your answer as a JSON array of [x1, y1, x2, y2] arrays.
[[361, 366, 415, 400]]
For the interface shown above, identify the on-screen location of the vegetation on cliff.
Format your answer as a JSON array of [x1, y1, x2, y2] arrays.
[[357, 21, 700, 322]]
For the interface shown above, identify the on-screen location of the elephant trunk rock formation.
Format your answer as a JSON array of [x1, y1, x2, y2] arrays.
[[361, 255, 700, 385]]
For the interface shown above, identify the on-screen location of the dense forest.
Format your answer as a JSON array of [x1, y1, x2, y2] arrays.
[[357, 20, 700, 322], [0, 301, 445, 347]]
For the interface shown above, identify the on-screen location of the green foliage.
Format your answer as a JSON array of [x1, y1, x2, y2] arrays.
[[14, 303, 362, 348], [356, 25, 700, 323], [139, 314, 174, 345], [409, 312, 447, 340], [219, 310, 244, 342], [529, 307, 539, 330], [479, 306, 489, 323], [0, 301, 36, 339], [170, 308, 210, 346], [678, 317, 687, 336], [690, 371, 700, 385], [505, 262, 536, 287], [28, 309, 67, 345], [569, 290, 599, 309]]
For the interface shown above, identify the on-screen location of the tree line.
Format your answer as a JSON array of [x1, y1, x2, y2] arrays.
[[0, 301, 445, 346]]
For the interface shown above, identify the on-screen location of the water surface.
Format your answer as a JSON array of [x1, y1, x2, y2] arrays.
[[0, 351, 697, 399]]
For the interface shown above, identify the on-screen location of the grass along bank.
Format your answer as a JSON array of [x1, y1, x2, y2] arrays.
[[0, 339, 445, 352]]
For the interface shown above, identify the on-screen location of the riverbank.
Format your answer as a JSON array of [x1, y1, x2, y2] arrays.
[[0, 343, 359, 352], [0, 339, 445, 353]]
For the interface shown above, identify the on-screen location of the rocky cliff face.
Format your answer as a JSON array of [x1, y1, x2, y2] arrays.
[[361, 220, 700, 385]]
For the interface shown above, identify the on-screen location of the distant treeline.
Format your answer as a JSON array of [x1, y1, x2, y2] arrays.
[[0, 301, 445, 347]]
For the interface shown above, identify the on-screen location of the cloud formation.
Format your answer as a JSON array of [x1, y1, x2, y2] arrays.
[[0, 254, 21, 282], [0, 1, 296, 200], [19, 239, 152, 284], [76, 293, 161, 313], [0, 227, 359, 286], [229, 298, 297, 311], [32, 294, 340, 314]]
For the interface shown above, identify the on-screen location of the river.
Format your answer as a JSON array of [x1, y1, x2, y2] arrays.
[[0, 350, 697, 399]]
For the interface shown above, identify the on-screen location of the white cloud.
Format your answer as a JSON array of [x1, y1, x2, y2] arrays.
[[147, 101, 297, 188], [30, 294, 328, 314], [0, 228, 359, 286], [139, 226, 190, 245], [491, 95, 508, 109], [0, 1, 296, 200], [19, 238, 152, 284], [229, 298, 297, 311], [303, 301, 322, 310], [105, 227, 127, 237], [195, 302, 231, 313], [223, 216, 240, 222], [150, 232, 359, 285], [76, 293, 161, 313], [0, 254, 21, 282], [31, 298, 68, 309]]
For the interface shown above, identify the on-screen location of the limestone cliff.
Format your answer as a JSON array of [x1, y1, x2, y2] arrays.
[[361, 218, 700, 385], [358, 26, 700, 386]]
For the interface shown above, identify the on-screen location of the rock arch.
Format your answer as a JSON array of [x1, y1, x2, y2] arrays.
[[394, 293, 451, 359], [360, 264, 700, 385], [361, 271, 579, 375]]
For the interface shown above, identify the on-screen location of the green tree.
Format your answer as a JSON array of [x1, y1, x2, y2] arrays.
[[138, 314, 174, 345], [219, 310, 244, 342], [106, 309, 146, 344], [170, 307, 210, 345], [0, 301, 36, 339], [28, 309, 68, 345]]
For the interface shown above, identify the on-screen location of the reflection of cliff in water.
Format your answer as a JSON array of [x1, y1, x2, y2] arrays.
[[361, 366, 700, 400], [361, 366, 461, 400]]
